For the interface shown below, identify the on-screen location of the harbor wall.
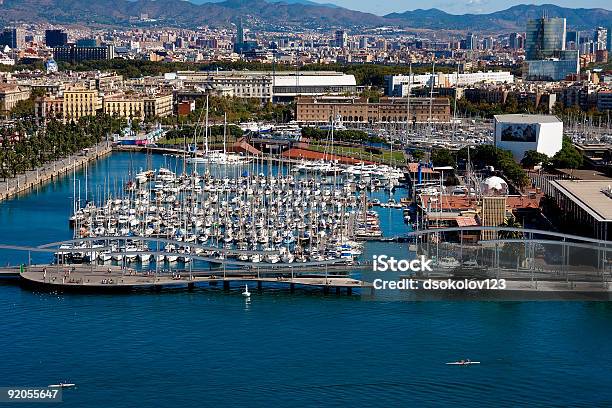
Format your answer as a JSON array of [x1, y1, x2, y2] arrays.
[[0, 142, 112, 202]]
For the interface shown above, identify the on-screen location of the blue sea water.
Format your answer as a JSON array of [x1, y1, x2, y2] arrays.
[[1, 153, 612, 407]]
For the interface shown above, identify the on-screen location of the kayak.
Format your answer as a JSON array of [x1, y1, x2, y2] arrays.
[[446, 362, 480, 365], [48, 383, 76, 388]]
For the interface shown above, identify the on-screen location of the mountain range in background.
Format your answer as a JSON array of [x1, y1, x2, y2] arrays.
[[0, 0, 610, 31], [386, 4, 612, 31]]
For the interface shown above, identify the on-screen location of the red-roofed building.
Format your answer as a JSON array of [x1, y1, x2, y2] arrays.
[[282, 148, 374, 165]]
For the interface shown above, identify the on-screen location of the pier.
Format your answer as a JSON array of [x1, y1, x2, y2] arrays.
[[15, 264, 370, 294], [0, 141, 112, 202]]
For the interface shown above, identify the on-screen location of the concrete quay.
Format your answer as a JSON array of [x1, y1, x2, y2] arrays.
[[17, 264, 370, 295], [0, 141, 112, 202]]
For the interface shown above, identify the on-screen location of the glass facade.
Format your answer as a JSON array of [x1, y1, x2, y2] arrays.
[[525, 17, 566, 60], [523, 55, 579, 81]]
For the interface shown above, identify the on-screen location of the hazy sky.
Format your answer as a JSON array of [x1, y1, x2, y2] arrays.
[[303, 0, 612, 15]]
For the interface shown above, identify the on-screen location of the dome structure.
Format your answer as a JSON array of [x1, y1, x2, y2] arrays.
[[481, 176, 508, 196]]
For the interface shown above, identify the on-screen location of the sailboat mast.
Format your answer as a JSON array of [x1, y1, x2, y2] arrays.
[[223, 112, 227, 155], [205, 95, 209, 154]]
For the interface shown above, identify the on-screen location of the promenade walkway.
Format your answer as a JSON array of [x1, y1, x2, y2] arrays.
[[0, 141, 112, 202]]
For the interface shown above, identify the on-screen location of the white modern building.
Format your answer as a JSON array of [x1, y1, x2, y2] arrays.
[[172, 71, 357, 102], [386, 71, 514, 96], [494, 114, 563, 160], [273, 71, 357, 102]]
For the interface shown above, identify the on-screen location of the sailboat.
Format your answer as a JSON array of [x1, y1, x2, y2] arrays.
[[242, 284, 251, 297], [187, 96, 247, 165]]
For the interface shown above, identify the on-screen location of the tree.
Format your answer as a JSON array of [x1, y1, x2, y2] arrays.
[[521, 150, 550, 168], [10, 99, 35, 118], [411, 149, 425, 161], [430, 149, 456, 167], [551, 137, 583, 169], [360, 87, 383, 103]]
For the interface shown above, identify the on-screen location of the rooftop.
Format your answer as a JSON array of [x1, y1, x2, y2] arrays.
[[556, 169, 612, 181], [494, 114, 561, 124], [552, 180, 612, 222]]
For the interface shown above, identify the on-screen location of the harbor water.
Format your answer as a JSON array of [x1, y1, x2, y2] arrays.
[[1, 153, 612, 406]]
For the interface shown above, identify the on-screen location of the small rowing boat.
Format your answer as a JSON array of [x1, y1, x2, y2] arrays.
[[48, 383, 76, 388], [446, 361, 480, 366]]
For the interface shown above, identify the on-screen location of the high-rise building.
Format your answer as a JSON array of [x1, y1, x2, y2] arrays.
[[335, 30, 348, 48], [236, 18, 245, 45], [509, 32, 523, 49], [524, 17, 578, 81], [607, 28, 612, 55], [566, 30, 580, 50], [0, 28, 25, 49], [45, 29, 68, 48], [594, 27, 607, 50], [233, 18, 257, 54], [525, 17, 566, 60], [465, 32, 476, 50]]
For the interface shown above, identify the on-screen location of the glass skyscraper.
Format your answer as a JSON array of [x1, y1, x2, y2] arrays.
[[525, 17, 566, 60]]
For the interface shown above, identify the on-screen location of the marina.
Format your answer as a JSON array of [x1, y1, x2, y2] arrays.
[[1, 118, 612, 408], [59, 150, 403, 267]]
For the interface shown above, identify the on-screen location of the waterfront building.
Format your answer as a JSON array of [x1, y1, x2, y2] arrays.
[[549, 180, 612, 240], [174, 71, 356, 102], [143, 93, 173, 118], [296, 96, 451, 124], [45, 30, 68, 48], [273, 71, 357, 102], [103, 95, 144, 120], [103, 92, 173, 120], [608, 28, 612, 57], [494, 114, 563, 161], [34, 95, 64, 119], [63, 87, 102, 121], [0, 84, 30, 115]]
